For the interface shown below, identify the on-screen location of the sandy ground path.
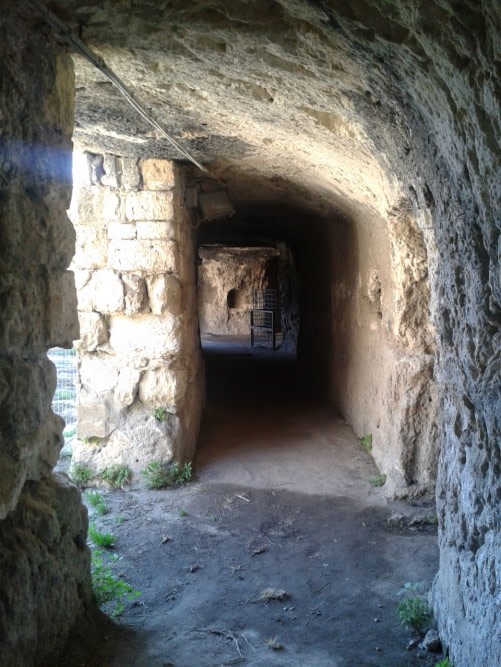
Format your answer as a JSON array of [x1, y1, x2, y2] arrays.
[[63, 341, 440, 667]]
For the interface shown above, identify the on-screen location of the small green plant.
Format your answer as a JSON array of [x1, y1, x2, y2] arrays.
[[86, 490, 108, 515], [172, 461, 192, 484], [178, 508, 187, 518], [70, 463, 93, 485], [397, 582, 432, 635], [88, 523, 116, 549], [154, 406, 166, 422], [82, 435, 102, 445], [426, 513, 439, 525], [115, 514, 125, 525], [369, 473, 387, 487], [100, 464, 131, 488], [434, 659, 450, 667], [141, 461, 193, 489], [141, 461, 171, 490], [91, 549, 140, 617], [360, 434, 373, 453]]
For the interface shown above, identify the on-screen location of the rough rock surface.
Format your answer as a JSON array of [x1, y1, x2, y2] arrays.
[[0, 474, 94, 667], [0, 4, 95, 664], [198, 245, 279, 336], [4, 1, 501, 665]]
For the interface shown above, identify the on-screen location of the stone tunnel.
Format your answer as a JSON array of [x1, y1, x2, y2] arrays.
[[0, 1, 499, 665]]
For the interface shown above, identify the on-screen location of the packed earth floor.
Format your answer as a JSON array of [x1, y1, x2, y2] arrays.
[[61, 340, 440, 667]]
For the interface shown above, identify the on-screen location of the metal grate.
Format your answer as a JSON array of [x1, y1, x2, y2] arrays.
[[252, 288, 279, 310], [47, 347, 78, 454], [250, 289, 281, 349]]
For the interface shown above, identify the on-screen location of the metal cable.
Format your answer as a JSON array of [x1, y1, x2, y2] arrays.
[[22, 0, 209, 173]]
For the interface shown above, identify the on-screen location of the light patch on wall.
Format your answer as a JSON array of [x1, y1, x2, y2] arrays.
[[72, 150, 90, 185]]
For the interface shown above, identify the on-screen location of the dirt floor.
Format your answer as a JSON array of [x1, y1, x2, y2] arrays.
[[61, 338, 441, 667]]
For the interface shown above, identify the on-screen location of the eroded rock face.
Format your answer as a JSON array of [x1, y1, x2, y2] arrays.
[[0, 5, 95, 664], [0, 475, 93, 667]]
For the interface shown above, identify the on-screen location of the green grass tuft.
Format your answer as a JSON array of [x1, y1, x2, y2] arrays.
[[91, 550, 140, 617], [86, 490, 108, 515], [360, 434, 373, 453], [88, 523, 116, 549], [100, 464, 131, 488], [153, 406, 166, 422], [70, 464, 93, 485], [141, 461, 193, 490], [369, 473, 387, 487]]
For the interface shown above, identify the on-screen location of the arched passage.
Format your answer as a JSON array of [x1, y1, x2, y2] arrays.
[[1, 2, 499, 665]]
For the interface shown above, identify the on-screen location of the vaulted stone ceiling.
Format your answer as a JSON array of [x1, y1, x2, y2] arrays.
[[48, 0, 498, 220]]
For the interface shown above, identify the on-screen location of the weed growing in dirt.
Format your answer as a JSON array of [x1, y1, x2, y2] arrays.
[[141, 461, 171, 489], [153, 406, 166, 421], [426, 513, 439, 525], [173, 462, 192, 484], [86, 490, 108, 515], [91, 549, 139, 617], [70, 464, 93, 486], [360, 434, 373, 453], [264, 637, 283, 650], [115, 514, 125, 525], [434, 659, 451, 667], [101, 464, 131, 488], [397, 582, 432, 635], [141, 461, 193, 489], [178, 508, 187, 518], [89, 523, 116, 549], [369, 473, 387, 487]]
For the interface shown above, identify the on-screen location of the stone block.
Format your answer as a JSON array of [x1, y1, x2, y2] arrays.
[[72, 224, 108, 269], [72, 186, 119, 225], [77, 268, 125, 314], [46, 271, 79, 348], [139, 367, 187, 407], [108, 222, 136, 240], [108, 239, 178, 273], [109, 314, 181, 358], [136, 221, 172, 240], [125, 191, 174, 221], [77, 311, 109, 351], [122, 274, 148, 315], [121, 157, 141, 190], [146, 274, 182, 315], [101, 154, 121, 188], [77, 403, 107, 438], [114, 368, 141, 408], [79, 356, 119, 394], [140, 159, 176, 190], [77, 415, 174, 476]]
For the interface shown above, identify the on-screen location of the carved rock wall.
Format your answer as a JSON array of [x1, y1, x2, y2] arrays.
[[324, 207, 438, 497], [198, 246, 277, 336], [70, 154, 204, 477], [0, 5, 94, 665]]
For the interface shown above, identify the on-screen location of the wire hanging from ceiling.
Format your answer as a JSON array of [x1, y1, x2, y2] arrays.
[[22, 0, 210, 174]]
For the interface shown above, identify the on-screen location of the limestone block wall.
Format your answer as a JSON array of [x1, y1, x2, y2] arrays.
[[70, 155, 204, 478], [0, 5, 94, 665]]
